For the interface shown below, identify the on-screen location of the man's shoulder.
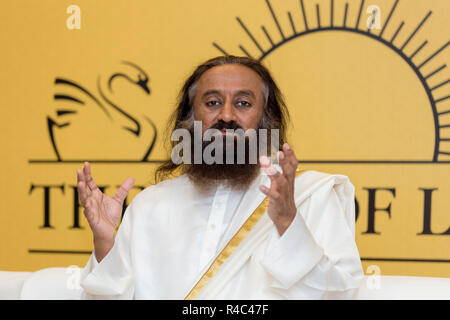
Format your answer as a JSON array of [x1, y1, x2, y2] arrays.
[[294, 169, 353, 196], [131, 174, 191, 206], [294, 169, 356, 229], [296, 168, 350, 182]]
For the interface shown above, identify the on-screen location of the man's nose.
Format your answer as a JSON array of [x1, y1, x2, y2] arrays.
[[218, 101, 236, 122]]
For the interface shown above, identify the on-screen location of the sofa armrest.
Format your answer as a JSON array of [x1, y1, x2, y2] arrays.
[[20, 267, 83, 300], [0, 271, 32, 300], [356, 275, 450, 299]]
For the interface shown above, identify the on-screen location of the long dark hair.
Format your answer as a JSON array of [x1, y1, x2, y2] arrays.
[[154, 55, 290, 183]]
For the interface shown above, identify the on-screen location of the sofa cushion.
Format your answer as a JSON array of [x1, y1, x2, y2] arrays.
[[20, 267, 83, 300]]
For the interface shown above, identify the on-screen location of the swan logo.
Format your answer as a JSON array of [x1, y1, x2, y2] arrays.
[[46, 61, 157, 162]]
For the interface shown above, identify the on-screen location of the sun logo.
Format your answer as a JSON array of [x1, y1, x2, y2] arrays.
[[212, 0, 449, 163]]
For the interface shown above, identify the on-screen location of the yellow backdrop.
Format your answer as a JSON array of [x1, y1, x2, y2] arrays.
[[1, 0, 449, 278]]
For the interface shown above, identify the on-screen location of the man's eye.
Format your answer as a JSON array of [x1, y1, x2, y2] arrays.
[[237, 101, 251, 107], [206, 100, 220, 107]]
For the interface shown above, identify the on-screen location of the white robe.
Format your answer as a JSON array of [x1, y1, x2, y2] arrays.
[[80, 168, 364, 299]]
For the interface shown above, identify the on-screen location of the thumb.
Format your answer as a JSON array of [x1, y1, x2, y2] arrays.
[[113, 177, 135, 203]]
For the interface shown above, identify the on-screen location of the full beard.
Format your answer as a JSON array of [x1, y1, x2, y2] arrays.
[[182, 134, 262, 191]]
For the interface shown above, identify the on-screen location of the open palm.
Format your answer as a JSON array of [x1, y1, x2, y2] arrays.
[[77, 162, 134, 241]]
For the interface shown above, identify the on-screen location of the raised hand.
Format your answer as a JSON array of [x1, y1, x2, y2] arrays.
[[259, 143, 298, 236], [77, 162, 135, 248]]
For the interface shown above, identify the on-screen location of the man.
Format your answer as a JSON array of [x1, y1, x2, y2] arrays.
[[78, 55, 363, 299]]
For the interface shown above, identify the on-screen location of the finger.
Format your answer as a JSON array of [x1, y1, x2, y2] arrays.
[[282, 143, 299, 177], [260, 156, 281, 178], [113, 177, 135, 203], [282, 143, 298, 168], [259, 155, 271, 168], [259, 155, 279, 174], [277, 150, 296, 181], [77, 180, 89, 205], [76, 168, 85, 184], [83, 161, 98, 191], [259, 185, 281, 200], [77, 170, 91, 202], [259, 156, 288, 190]]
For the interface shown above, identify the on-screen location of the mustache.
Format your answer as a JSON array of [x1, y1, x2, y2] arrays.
[[209, 120, 243, 131]]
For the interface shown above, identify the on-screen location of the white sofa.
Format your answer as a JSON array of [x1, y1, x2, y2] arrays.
[[1, 267, 449, 299]]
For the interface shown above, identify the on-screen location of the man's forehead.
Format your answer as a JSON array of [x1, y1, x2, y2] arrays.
[[196, 64, 264, 94]]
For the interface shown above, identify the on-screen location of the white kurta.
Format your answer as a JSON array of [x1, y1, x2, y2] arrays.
[[80, 168, 364, 299]]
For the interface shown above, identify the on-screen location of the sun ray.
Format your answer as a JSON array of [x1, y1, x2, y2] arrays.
[[236, 17, 265, 55], [437, 109, 450, 116], [435, 95, 450, 104], [288, 11, 297, 35], [265, 0, 285, 40], [379, 0, 400, 38], [355, 0, 365, 30], [409, 40, 428, 59], [424, 64, 447, 80], [212, 42, 229, 56], [261, 25, 275, 46], [431, 79, 450, 91], [418, 41, 450, 69], [400, 11, 432, 51], [238, 45, 253, 58], [330, 0, 334, 28], [343, 3, 349, 28], [299, 0, 309, 31], [390, 21, 405, 44], [316, 3, 321, 29]]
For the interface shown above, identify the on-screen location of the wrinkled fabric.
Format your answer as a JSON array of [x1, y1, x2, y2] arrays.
[[80, 168, 363, 299]]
